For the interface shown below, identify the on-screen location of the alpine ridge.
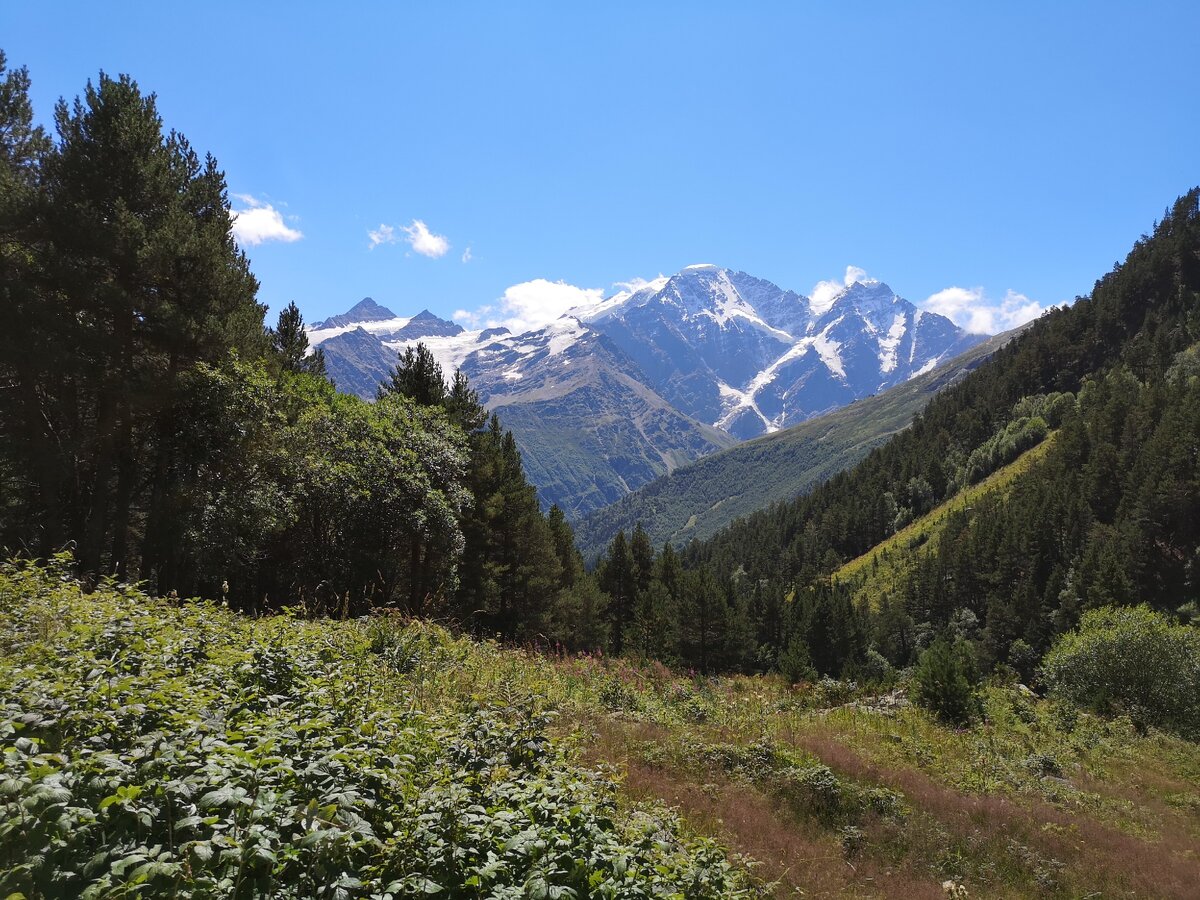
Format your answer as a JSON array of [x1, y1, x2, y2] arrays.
[[307, 267, 986, 517]]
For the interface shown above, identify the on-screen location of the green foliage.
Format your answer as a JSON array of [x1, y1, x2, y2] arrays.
[[379, 342, 448, 407], [270, 301, 326, 377], [0, 54, 577, 643], [1042, 605, 1200, 738], [958, 414, 1049, 487], [912, 639, 981, 725], [0, 562, 761, 898]]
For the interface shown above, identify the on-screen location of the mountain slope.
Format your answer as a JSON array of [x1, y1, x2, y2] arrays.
[[575, 328, 1019, 558], [319, 326, 398, 398], [675, 188, 1200, 674], [582, 266, 985, 439], [831, 432, 1059, 609], [459, 323, 737, 516]]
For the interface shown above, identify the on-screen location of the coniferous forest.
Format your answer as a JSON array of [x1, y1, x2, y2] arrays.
[[3, 49, 1200, 899]]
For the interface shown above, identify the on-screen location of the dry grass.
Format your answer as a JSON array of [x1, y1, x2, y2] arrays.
[[583, 718, 944, 899], [795, 732, 1200, 899]]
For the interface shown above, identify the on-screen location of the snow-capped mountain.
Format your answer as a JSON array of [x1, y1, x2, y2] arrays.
[[306, 268, 986, 517]]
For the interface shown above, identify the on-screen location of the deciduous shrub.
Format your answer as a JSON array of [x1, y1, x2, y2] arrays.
[[1041, 604, 1200, 739]]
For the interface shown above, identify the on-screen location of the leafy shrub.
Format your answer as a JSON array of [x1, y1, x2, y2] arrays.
[[911, 638, 981, 725], [776, 636, 816, 684], [812, 677, 859, 708], [960, 415, 1049, 486], [0, 562, 763, 898], [1041, 604, 1200, 738], [856, 648, 895, 685]]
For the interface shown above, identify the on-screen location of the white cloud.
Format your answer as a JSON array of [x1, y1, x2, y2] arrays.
[[403, 220, 450, 257], [809, 264, 876, 314], [453, 279, 604, 334], [922, 286, 1050, 334], [612, 276, 661, 294], [461, 246, 473, 263], [368, 224, 398, 249], [230, 195, 303, 246], [368, 219, 451, 258]]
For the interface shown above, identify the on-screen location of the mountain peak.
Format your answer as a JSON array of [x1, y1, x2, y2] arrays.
[[311, 297, 398, 330], [831, 279, 900, 310]]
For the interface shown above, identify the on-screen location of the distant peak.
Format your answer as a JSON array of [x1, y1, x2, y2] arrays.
[[310, 297, 399, 330], [842, 279, 892, 296], [681, 263, 721, 272], [346, 297, 396, 317], [409, 308, 454, 324]]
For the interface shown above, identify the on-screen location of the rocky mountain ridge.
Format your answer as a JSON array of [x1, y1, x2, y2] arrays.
[[306, 267, 987, 516]]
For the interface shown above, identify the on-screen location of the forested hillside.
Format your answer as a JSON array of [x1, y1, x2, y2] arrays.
[[2, 45, 1199, 899], [588, 189, 1200, 691]]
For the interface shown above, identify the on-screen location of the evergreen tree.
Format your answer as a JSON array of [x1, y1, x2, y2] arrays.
[[7, 69, 263, 579], [547, 505, 583, 589], [0, 52, 52, 545], [380, 342, 446, 406], [912, 638, 981, 725], [445, 368, 487, 432], [630, 523, 655, 596], [599, 530, 634, 653], [271, 301, 326, 377]]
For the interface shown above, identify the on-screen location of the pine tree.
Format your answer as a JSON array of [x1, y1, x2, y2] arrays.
[[0, 52, 53, 546], [445, 368, 487, 432], [30, 70, 261, 579], [547, 505, 583, 589], [380, 342, 446, 406], [271, 301, 326, 377], [599, 530, 634, 653], [630, 523, 655, 596]]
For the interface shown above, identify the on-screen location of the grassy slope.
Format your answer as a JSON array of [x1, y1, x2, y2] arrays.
[[6, 561, 1199, 898], [833, 434, 1059, 608], [575, 330, 1019, 560]]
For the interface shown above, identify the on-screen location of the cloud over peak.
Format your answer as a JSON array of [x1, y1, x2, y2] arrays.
[[454, 278, 605, 335], [809, 264, 876, 314]]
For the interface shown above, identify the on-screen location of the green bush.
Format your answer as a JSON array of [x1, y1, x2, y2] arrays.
[[1041, 604, 1200, 739], [911, 638, 981, 725]]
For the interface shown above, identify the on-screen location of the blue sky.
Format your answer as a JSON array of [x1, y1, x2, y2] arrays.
[[4, 2, 1198, 334]]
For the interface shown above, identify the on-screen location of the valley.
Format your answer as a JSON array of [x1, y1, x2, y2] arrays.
[[2, 26, 1199, 900]]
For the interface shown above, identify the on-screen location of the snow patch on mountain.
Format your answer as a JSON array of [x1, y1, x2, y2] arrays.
[[878, 313, 907, 373], [307, 316, 415, 347], [811, 331, 847, 379], [545, 317, 588, 356], [715, 380, 771, 432], [309, 266, 985, 446]]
